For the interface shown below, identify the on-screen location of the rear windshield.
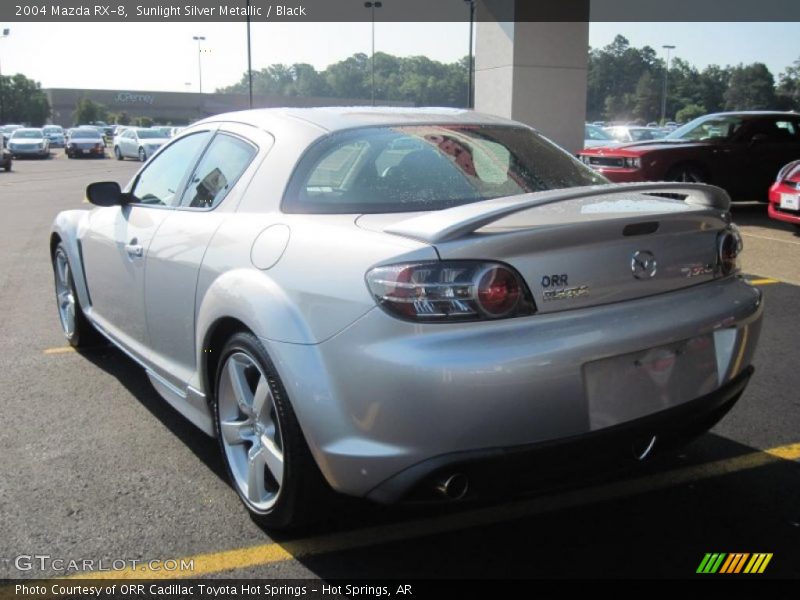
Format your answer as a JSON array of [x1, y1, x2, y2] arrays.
[[72, 129, 101, 139], [283, 125, 606, 214]]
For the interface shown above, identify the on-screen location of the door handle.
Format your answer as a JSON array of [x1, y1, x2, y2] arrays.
[[125, 240, 143, 258]]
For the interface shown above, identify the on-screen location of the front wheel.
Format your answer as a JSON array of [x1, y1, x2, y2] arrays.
[[214, 332, 327, 529], [138, 147, 146, 162], [52, 243, 101, 348], [114, 146, 123, 160]]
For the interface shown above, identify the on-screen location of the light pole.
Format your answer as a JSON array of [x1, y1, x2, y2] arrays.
[[246, 0, 253, 108], [661, 44, 676, 124], [464, 0, 475, 108], [364, 1, 382, 106], [193, 35, 206, 94], [0, 28, 10, 123]]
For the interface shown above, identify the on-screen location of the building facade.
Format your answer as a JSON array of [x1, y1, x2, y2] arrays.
[[44, 88, 410, 126]]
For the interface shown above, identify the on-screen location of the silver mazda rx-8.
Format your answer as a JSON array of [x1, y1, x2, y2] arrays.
[[50, 108, 763, 528]]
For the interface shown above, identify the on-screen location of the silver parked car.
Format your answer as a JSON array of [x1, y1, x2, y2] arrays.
[[113, 127, 170, 161], [8, 128, 50, 158], [50, 108, 763, 528]]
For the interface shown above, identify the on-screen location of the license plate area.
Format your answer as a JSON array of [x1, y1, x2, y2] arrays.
[[584, 334, 718, 430], [780, 193, 799, 211]]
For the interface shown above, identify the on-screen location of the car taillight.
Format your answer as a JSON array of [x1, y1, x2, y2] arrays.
[[366, 261, 536, 322], [717, 224, 743, 277]]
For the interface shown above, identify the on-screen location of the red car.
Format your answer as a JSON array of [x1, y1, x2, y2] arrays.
[[768, 159, 800, 230], [578, 112, 800, 201]]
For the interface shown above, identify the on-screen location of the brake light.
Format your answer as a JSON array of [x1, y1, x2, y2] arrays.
[[717, 224, 743, 276], [366, 261, 536, 322]]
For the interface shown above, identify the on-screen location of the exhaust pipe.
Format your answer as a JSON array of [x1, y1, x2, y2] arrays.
[[632, 435, 657, 461], [434, 473, 469, 500]]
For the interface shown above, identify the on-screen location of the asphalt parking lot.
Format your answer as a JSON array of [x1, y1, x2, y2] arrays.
[[1, 151, 799, 580]]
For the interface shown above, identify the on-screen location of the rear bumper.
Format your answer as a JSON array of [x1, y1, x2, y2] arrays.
[[367, 365, 753, 503], [265, 277, 763, 499]]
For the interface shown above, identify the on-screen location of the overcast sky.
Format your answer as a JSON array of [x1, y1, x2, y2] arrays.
[[0, 22, 797, 92]]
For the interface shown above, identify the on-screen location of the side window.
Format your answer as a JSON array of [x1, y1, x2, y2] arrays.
[[180, 133, 257, 209], [130, 132, 211, 207], [775, 120, 799, 140]]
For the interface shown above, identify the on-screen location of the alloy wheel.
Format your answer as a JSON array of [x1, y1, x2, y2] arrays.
[[217, 351, 285, 512], [54, 248, 76, 339]]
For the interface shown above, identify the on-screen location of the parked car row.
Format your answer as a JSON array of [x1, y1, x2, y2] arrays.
[[0, 124, 185, 166]]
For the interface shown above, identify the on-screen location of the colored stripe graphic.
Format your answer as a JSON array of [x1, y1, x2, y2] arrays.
[[720, 553, 749, 573], [697, 553, 727, 573], [700, 552, 773, 574]]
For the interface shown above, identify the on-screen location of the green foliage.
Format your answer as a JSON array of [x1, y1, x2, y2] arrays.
[[73, 97, 107, 125], [724, 63, 776, 110], [675, 103, 707, 123], [216, 45, 800, 122], [219, 52, 469, 107], [776, 57, 800, 110], [0, 73, 51, 125], [134, 116, 153, 128], [588, 37, 798, 123]]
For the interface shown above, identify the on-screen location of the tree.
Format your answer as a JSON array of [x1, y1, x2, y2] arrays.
[[0, 73, 50, 125], [724, 63, 777, 110], [697, 65, 730, 114], [776, 56, 800, 111], [676, 103, 706, 123], [134, 116, 153, 127], [632, 71, 661, 122], [73, 97, 107, 125]]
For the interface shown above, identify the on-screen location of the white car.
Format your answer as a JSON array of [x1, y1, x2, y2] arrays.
[[113, 127, 170, 161]]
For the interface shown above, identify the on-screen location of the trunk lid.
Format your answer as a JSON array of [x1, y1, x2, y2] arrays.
[[358, 183, 731, 314]]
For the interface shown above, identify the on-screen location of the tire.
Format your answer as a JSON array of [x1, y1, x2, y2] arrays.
[[138, 147, 146, 162], [114, 146, 123, 160], [52, 243, 102, 348], [3, 163, 10, 172], [666, 164, 706, 183], [213, 331, 327, 529]]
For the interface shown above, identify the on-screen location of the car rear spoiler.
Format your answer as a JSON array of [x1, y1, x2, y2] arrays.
[[384, 182, 731, 244]]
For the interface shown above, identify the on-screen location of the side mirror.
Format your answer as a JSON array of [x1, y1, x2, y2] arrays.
[[86, 181, 128, 206]]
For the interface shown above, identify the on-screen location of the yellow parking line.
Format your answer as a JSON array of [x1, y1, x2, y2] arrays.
[[71, 441, 800, 580], [747, 278, 780, 286], [43, 346, 76, 354]]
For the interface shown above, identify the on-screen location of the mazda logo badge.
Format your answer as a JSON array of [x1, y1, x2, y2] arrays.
[[631, 250, 657, 279]]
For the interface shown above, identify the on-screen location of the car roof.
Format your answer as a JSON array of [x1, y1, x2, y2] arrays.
[[703, 111, 798, 118], [195, 106, 525, 133]]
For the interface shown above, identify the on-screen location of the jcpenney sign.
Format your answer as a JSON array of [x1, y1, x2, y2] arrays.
[[114, 92, 155, 105]]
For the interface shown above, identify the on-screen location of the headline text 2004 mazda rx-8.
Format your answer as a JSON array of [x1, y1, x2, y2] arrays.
[[50, 108, 762, 528]]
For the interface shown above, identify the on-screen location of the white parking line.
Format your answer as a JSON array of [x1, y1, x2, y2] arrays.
[[741, 231, 800, 246]]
